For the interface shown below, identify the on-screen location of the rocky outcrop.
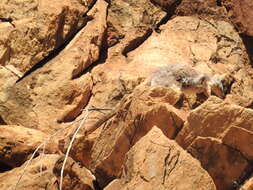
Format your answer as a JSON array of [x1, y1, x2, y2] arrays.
[[53, 156, 96, 190], [127, 16, 253, 103], [1, 0, 253, 189], [222, 0, 253, 37], [0, 125, 58, 168], [0, 0, 94, 76], [176, 0, 228, 21], [90, 85, 184, 187], [188, 137, 251, 190], [176, 97, 253, 148], [106, 0, 166, 56], [176, 97, 253, 189], [0, 154, 95, 190], [104, 127, 216, 190], [0, 0, 107, 133]]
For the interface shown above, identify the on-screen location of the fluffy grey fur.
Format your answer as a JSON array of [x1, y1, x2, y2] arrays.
[[147, 64, 225, 98]]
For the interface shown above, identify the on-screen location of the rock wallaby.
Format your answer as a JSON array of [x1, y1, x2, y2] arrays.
[[147, 64, 226, 98]]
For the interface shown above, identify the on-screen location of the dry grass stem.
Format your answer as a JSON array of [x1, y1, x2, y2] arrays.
[[59, 109, 90, 190]]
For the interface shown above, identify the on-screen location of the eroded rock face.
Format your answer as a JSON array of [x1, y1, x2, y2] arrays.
[[53, 156, 96, 190], [176, 96, 253, 149], [0, 0, 93, 76], [128, 16, 253, 99], [0, 154, 59, 190], [223, 0, 253, 37], [0, 0, 107, 133], [176, 97, 253, 189], [0, 125, 58, 168], [90, 85, 184, 187], [0, 154, 95, 190], [106, 0, 166, 56], [104, 127, 216, 190], [187, 137, 251, 190], [175, 0, 228, 21]]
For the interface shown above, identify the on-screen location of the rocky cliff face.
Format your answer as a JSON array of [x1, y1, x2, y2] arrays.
[[1, 0, 253, 189]]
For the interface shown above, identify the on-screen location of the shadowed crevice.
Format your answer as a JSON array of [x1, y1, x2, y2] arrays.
[[16, 12, 94, 83], [71, 11, 109, 79], [121, 29, 153, 57], [0, 161, 13, 173], [0, 116, 6, 125], [240, 34, 253, 66], [153, 0, 182, 32]]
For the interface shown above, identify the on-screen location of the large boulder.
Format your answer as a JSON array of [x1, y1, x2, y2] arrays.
[[127, 16, 253, 100], [222, 0, 253, 37], [0, 125, 58, 168], [0, 154, 96, 190], [106, 0, 166, 56], [104, 127, 216, 190], [0, 0, 107, 134], [176, 97, 253, 149], [187, 137, 251, 190], [175, 0, 228, 21], [0, 0, 94, 76], [89, 85, 184, 187]]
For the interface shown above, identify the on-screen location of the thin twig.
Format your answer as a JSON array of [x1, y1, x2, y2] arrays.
[[13, 117, 84, 190], [13, 107, 109, 190], [83, 106, 113, 111], [59, 109, 90, 190]]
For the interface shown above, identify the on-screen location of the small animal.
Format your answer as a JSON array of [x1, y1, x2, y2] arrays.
[[147, 64, 225, 98]]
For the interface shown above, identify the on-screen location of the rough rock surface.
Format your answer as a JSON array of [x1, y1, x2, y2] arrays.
[[106, 0, 166, 56], [104, 127, 216, 190], [223, 0, 253, 37], [0, 0, 93, 76], [176, 0, 228, 21], [53, 156, 96, 190], [0, 154, 95, 190], [176, 96, 253, 148], [0, 125, 58, 168], [188, 137, 251, 190], [1, 0, 253, 189], [0, 0, 107, 133], [223, 126, 253, 161], [127, 16, 253, 104], [90, 85, 184, 187]]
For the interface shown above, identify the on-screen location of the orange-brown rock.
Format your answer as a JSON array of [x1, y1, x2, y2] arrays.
[[0, 154, 95, 190], [176, 96, 253, 149], [225, 94, 253, 109], [106, 0, 166, 56], [90, 85, 184, 187], [53, 156, 96, 190], [0, 0, 92, 76], [240, 177, 253, 190], [0, 125, 58, 168], [127, 16, 253, 101], [223, 0, 253, 37], [175, 0, 228, 21], [59, 135, 94, 169], [187, 137, 251, 190], [0, 0, 107, 134], [104, 127, 216, 190], [0, 66, 18, 104], [223, 126, 253, 161], [0, 154, 59, 190]]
